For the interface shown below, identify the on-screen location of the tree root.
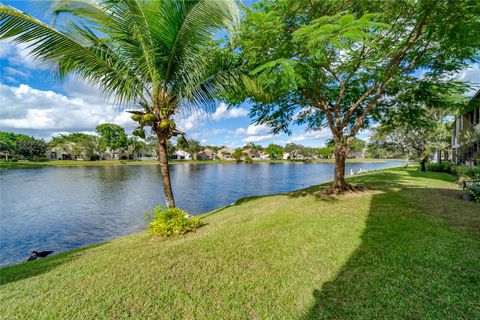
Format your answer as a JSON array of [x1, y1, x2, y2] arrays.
[[317, 183, 366, 195]]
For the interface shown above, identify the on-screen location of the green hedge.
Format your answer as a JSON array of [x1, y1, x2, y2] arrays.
[[426, 161, 480, 180]]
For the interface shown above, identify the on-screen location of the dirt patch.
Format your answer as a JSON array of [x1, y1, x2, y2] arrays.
[[312, 188, 382, 200]]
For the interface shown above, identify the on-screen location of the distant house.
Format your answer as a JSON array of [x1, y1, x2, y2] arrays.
[[132, 148, 157, 160], [283, 151, 304, 160], [197, 148, 218, 160], [452, 90, 480, 166], [217, 147, 234, 160], [259, 151, 270, 160], [243, 148, 263, 159], [347, 148, 366, 159], [171, 150, 191, 160], [46, 144, 86, 160], [46, 146, 70, 160]]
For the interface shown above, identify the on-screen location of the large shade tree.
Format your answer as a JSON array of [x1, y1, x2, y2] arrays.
[[374, 79, 472, 171], [230, 0, 480, 192], [0, 0, 239, 207]]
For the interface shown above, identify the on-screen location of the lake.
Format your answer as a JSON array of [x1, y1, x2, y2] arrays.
[[0, 161, 403, 266]]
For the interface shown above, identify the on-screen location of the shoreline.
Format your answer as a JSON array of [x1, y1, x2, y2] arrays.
[[0, 158, 407, 169], [1, 164, 407, 268], [2, 167, 477, 319]]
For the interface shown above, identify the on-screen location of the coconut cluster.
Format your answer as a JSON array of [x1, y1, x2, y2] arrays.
[[129, 111, 179, 139]]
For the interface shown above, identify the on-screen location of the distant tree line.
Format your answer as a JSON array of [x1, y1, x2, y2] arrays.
[[1, 123, 409, 162]]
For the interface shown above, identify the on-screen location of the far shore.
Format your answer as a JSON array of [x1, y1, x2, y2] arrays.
[[0, 158, 407, 169]]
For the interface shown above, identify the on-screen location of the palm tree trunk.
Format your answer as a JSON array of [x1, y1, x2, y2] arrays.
[[157, 134, 176, 208]]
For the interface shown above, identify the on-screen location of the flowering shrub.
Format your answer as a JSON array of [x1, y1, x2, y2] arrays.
[[146, 205, 201, 237]]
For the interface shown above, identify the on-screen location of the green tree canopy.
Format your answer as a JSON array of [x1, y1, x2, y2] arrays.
[[266, 143, 284, 159], [95, 123, 128, 154], [374, 78, 470, 170], [228, 0, 480, 191]]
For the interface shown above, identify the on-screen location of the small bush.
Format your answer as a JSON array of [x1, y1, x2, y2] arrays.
[[32, 156, 49, 162], [90, 154, 100, 161], [464, 188, 480, 203], [146, 205, 201, 237], [426, 161, 455, 174], [453, 165, 480, 180]]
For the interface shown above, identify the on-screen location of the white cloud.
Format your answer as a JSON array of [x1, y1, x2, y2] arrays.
[[242, 134, 275, 143], [173, 102, 247, 131], [0, 83, 135, 135], [211, 102, 248, 121], [458, 63, 480, 84], [3, 66, 30, 79], [0, 41, 44, 70], [287, 129, 331, 143], [235, 127, 246, 135], [62, 76, 113, 105], [174, 110, 208, 131], [246, 124, 269, 135]]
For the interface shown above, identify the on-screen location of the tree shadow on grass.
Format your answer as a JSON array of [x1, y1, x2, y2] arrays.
[[302, 171, 480, 319], [0, 244, 103, 286]]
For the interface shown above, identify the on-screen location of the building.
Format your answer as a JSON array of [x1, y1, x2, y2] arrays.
[[347, 148, 366, 159], [46, 145, 87, 160], [197, 148, 218, 160], [451, 90, 480, 166], [132, 148, 157, 160], [258, 151, 270, 160], [217, 147, 234, 160], [171, 150, 191, 160]]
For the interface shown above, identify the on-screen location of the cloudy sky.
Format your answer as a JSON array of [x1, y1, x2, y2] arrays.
[[0, 1, 478, 148]]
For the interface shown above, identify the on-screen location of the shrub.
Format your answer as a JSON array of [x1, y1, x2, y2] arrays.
[[146, 205, 201, 237], [426, 161, 455, 173], [32, 156, 49, 162], [90, 154, 100, 161], [453, 165, 480, 180], [464, 188, 480, 203]]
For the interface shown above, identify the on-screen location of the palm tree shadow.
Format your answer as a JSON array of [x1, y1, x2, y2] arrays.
[[302, 172, 480, 319]]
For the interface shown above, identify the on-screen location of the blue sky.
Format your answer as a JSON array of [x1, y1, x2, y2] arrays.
[[1, 1, 479, 147]]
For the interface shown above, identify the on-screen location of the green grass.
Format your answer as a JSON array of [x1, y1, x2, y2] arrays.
[[0, 158, 405, 169], [1, 168, 478, 319]]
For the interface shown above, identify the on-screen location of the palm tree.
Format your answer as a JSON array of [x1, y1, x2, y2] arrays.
[[0, 0, 239, 208]]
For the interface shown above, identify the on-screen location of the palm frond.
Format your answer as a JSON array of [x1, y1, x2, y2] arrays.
[[0, 4, 146, 105]]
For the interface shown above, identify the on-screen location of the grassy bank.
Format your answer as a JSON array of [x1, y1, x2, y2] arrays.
[[0, 158, 405, 169], [1, 168, 478, 319]]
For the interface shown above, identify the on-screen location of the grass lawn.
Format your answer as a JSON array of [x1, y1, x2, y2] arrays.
[[0, 158, 405, 169], [1, 167, 478, 319]]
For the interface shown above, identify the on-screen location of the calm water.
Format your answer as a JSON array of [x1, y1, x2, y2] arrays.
[[0, 161, 402, 266]]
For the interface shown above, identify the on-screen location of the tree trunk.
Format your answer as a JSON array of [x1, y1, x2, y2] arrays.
[[436, 149, 441, 164], [420, 159, 427, 172], [157, 134, 176, 208], [332, 143, 350, 192]]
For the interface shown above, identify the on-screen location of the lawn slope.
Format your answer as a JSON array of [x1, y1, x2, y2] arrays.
[[1, 168, 479, 319]]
